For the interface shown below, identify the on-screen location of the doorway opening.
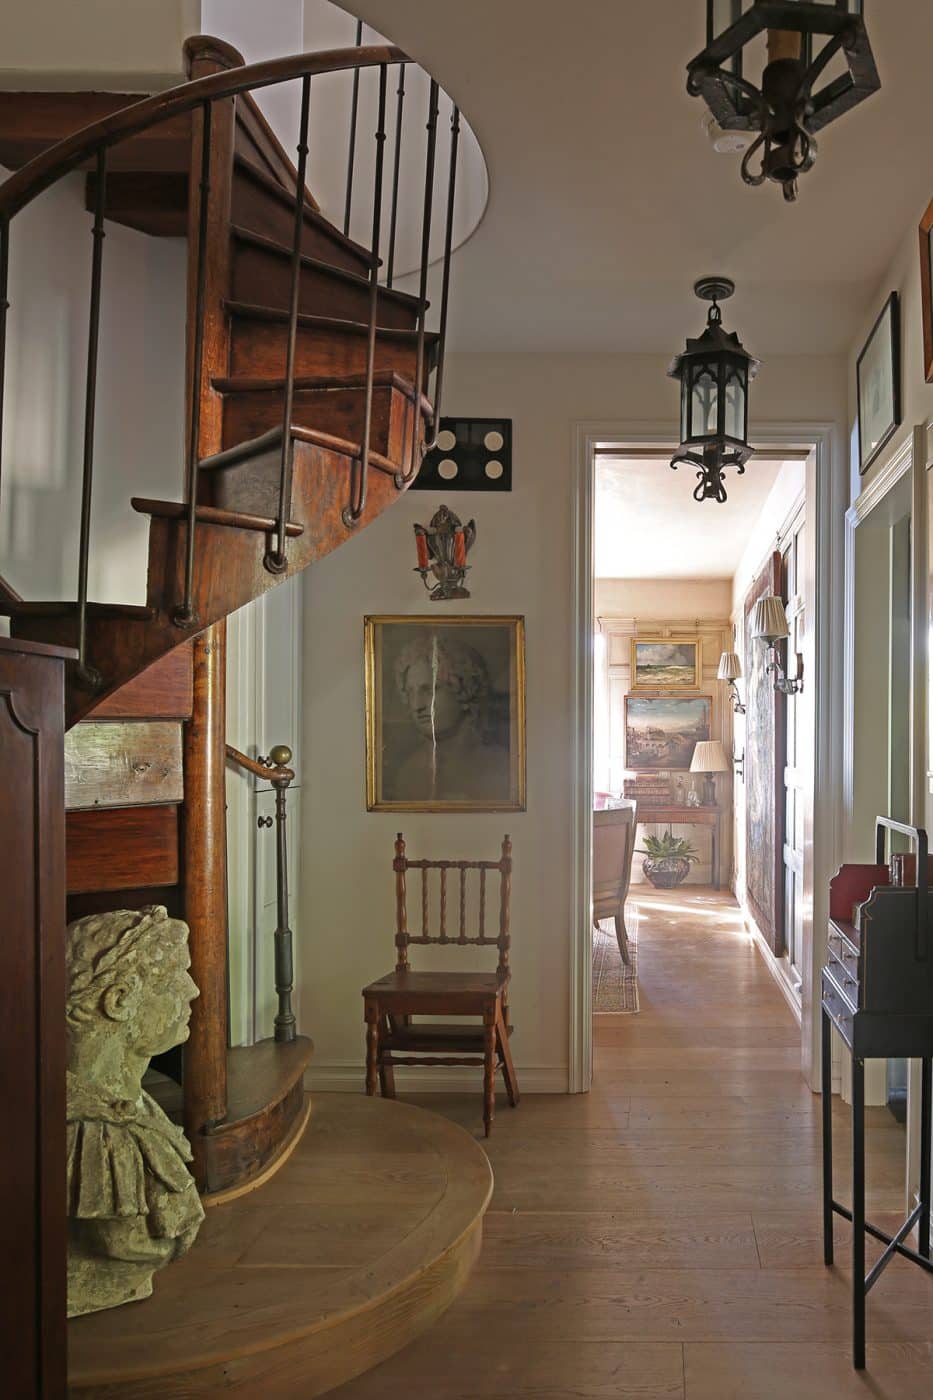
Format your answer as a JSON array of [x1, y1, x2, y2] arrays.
[[570, 421, 839, 1097]]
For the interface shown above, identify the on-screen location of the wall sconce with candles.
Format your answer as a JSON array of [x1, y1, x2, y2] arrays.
[[717, 647, 746, 714], [413, 504, 476, 601], [751, 593, 804, 694]]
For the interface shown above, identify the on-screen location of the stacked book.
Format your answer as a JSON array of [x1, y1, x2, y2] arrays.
[[623, 776, 672, 810]]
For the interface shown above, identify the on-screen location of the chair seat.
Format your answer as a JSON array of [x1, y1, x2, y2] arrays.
[[363, 969, 507, 998]]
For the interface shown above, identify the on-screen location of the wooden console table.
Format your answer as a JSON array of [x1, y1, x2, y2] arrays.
[[635, 805, 721, 890]]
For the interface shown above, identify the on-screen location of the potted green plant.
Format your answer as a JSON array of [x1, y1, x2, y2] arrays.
[[636, 831, 699, 890]]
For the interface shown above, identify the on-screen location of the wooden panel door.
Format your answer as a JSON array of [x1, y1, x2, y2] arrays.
[[0, 635, 73, 1398]]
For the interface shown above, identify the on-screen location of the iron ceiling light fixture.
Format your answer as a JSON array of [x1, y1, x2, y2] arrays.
[[687, 2, 880, 202], [668, 277, 760, 505]]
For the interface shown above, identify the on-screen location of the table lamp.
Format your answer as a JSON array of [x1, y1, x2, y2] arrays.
[[690, 740, 730, 807]]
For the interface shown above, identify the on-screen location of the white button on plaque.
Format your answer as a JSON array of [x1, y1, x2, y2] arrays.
[[484, 459, 504, 480], [484, 430, 504, 451], [436, 429, 457, 452], [438, 458, 459, 480]]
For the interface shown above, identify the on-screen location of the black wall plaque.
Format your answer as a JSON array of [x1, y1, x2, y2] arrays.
[[414, 417, 512, 491]]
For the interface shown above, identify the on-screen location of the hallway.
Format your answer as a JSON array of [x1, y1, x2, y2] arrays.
[[331, 889, 933, 1399]]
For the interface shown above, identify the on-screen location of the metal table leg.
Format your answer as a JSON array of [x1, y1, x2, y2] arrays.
[[852, 1054, 865, 1371], [921, 1056, 932, 1260], [821, 1005, 834, 1266]]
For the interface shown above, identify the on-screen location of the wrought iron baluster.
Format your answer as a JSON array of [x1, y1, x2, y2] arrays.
[[342, 62, 387, 528], [266, 73, 312, 574], [0, 216, 9, 509], [423, 103, 460, 453], [174, 101, 213, 628], [343, 19, 364, 236], [395, 79, 439, 489], [386, 61, 407, 288], [75, 149, 109, 687]]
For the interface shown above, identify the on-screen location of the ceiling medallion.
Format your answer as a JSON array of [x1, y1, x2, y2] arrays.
[[687, 2, 880, 202], [668, 277, 760, 505]]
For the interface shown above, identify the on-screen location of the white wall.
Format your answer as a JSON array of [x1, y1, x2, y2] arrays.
[[0, 169, 186, 604], [299, 350, 847, 1092], [597, 577, 731, 619]]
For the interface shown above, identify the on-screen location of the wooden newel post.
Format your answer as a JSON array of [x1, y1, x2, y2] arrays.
[[498, 834, 512, 1026], [269, 744, 296, 1044], [183, 621, 228, 1162]]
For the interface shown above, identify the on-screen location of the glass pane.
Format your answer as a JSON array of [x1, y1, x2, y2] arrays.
[[690, 368, 719, 438], [723, 370, 745, 441]]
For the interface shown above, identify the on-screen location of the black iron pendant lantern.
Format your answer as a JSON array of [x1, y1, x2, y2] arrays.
[[668, 277, 760, 505], [688, 2, 880, 201]]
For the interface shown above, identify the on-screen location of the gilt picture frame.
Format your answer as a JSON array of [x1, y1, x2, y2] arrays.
[[856, 291, 901, 475], [364, 615, 526, 812], [630, 637, 701, 691], [624, 695, 712, 773]]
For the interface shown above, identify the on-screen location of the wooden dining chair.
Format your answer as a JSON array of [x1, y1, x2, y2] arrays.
[[593, 802, 637, 964], [361, 833, 519, 1137]]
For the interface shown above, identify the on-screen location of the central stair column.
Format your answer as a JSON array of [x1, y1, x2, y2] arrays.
[[183, 620, 229, 1175]]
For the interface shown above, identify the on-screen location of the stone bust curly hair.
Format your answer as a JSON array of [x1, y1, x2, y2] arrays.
[[65, 906, 204, 1317]]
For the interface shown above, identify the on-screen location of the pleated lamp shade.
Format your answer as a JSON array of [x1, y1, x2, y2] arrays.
[[751, 594, 790, 643], [690, 740, 730, 774], [717, 651, 742, 681]]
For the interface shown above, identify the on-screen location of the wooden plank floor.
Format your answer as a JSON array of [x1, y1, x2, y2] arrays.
[[329, 888, 933, 1399]]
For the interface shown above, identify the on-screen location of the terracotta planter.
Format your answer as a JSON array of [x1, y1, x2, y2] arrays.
[[642, 856, 692, 889]]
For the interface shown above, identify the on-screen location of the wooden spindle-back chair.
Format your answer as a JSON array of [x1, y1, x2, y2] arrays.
[[361, 833, 519, 1137]]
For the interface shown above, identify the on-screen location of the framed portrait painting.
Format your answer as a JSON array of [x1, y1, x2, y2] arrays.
[[856, 291, 901, 475], [631, 637, 700, 690], [624, 695, 711, 772], [365, 615, 526, 811], [920, 197, 933, 382]]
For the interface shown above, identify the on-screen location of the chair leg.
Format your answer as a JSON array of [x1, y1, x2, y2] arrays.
[[483, 1009, 496, 1137], [378, 1016, 397, 1099], [497, 1003, 520, 1107], [365, 1003, 380, 1097], [614, 910, 631, 966]]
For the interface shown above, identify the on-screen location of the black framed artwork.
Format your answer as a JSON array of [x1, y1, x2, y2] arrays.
[[856, 292, 901, 476], [919, 196, 933, 382], [414, 418, 512, 491]]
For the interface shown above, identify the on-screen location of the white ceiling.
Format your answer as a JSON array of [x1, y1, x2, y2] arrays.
[[594, 455, 785, 579], [346, 0, 933, 355]]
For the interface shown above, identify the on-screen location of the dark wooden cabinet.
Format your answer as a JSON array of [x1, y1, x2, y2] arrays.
[[0, 636, 74, 1398]]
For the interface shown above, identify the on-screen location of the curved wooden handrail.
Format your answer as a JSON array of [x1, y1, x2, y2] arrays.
[[0, 43, 407, 219], [225, 742, 295, 784]]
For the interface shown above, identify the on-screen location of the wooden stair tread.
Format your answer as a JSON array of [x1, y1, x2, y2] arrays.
[[224, 297, 439, 345], [2, 599, 153, 620], [212, 367, 433, 412], [230, 223, 426, 311], [197, 423, 398, 477], [130, 498, 304, 536], [233, 152, 377, 266], [216, 1035, 314, 1133], [67, 1095, 492, 1397]]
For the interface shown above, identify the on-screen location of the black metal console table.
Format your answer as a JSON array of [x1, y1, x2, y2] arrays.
[[821, 817, 933, 1370]]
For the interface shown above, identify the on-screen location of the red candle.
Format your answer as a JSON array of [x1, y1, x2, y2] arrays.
[[453, 529, 466, 567], [415, 530, 429, 569]]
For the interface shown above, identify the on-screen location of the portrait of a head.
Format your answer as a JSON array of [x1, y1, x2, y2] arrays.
[[65, 905, 204, 1317], [366, 616, 526, 810]]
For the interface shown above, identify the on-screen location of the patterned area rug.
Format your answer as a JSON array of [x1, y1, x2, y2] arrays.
[[592, 903, 639, 1014]]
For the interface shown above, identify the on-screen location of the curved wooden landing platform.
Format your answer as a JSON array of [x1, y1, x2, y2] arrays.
[[68, 1094, 493, 1398]]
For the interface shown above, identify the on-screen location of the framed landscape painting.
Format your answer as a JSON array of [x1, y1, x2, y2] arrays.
[[364, 615, 526, 812], [624, 695, 712, 772], [856, 291, 901, 475], [631, 638, 700, 690]]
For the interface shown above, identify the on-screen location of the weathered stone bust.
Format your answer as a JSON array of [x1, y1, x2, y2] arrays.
[[66, 905, 205, 1317]]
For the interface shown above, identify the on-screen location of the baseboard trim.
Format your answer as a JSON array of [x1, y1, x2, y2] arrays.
[[306, 1064, 570, 1094], [744, 911, 803, 1025]]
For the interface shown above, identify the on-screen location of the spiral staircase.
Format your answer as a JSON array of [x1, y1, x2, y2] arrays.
[[0, 32, 492, 1397]]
